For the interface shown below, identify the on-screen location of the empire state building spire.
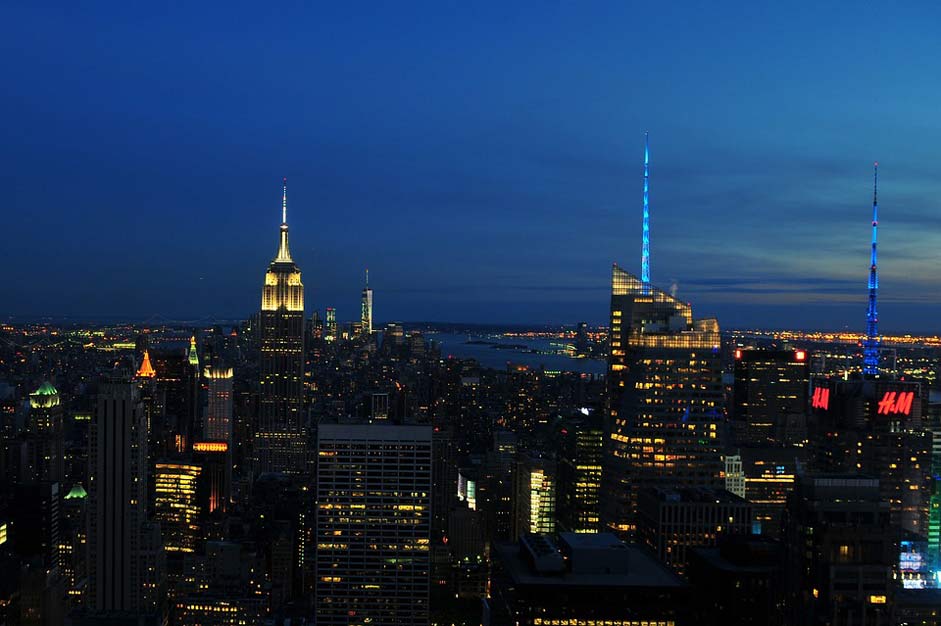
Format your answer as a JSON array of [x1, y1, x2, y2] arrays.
[[275, 177, 292, 262]]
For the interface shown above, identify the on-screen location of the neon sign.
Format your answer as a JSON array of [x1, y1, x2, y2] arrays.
[[812, 387, 830, 410], [877, 391, 914, 416]]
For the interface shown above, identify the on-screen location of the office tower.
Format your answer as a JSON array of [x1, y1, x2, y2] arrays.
[[504, 365, 543, 434], [137, 350, 161, 464], [60, 484, 87, 609], [309, 309, 323, 341], [361, 269, 373, 335], [256, 179, 306, 475], [315, 423, 432, 625], [381, 322, 405, 356], [687, 535, 784, 626], [732, 348, 810, 446], [724, 453, 746, 498], [782, 475, 893, 626], [556, 416, 604, 533], [172, 541, 269, 625], [203, 365, 233, 443], [10, 481, 61, 573], [431, 426, 458, 541], [636, 487, 752, 576], [151, 345, 199, 454], [515, 455, 556, 537], [26, 381, 64, 482], [154, 461, 202, 554], [487, 532, 689, 626], [192, 441, 232, 515], [87, 374, 164, 617], [603, 265, 724, 534], [810, 378, 930, 534], [444, 505, 488, 600], [407, 331, 426, 359], [370, 392, 390, 421], [740, 446, 804, 537], [574, 321, 590, 355], [324, 307, 337, 342]]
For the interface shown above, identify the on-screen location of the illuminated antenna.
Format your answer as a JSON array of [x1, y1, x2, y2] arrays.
[[365, 268, 369, 288], [275, 177, 292, 262], [863, 162, 880, 376], [282, 177, 288, 225], [641, 132, 650, 293]]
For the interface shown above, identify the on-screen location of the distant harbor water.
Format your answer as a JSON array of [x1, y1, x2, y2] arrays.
[[427, 332, 606, 376]]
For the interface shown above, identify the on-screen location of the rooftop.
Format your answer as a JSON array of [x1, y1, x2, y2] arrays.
[[494, 533, 685, 589], [643, 486, 749, 505]]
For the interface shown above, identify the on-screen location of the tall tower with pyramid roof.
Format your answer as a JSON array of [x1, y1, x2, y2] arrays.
[[256, 179, 307, 475]]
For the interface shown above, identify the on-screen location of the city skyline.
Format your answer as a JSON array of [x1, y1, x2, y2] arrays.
[[6, 5, 941, 625], [4, 3, 941, 331]]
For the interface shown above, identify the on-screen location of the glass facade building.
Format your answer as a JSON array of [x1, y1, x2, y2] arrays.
[[603, 265, 724, 535]]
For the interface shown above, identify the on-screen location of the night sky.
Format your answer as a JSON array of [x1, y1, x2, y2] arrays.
[[3, 2, 941, 331]]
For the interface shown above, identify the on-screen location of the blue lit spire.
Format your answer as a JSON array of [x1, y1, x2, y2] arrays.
[[863, 162, 880, 376], [641, 132, 650, 293]]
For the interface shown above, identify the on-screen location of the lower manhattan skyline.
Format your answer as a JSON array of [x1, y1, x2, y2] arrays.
[[4, 3, 941, 331]]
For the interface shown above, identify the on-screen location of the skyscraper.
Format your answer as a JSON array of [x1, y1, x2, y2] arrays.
[[26, 381, 64, 483], [361, 268, 373, 335], [556, 416, 604, 533], [732, 348, 810, 446], [203, 364, 233, 443], [315, 423, 432, 625], [153, 461, 202, 554], [256, 179, 307, 475], [151, 345, 199, 455], [324, 307, 337, 342], [602, 265, 724, 535], [515, 455, 556, 537], [809, 377, 930, 534], [602, 136, 725, 535], [87, 374, 164, 618]]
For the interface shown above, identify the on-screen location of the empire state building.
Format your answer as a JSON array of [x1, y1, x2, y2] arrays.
[[256, 179, 307, 475]]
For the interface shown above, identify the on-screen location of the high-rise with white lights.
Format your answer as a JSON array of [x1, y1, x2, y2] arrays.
[[361, 269, 373, 335]]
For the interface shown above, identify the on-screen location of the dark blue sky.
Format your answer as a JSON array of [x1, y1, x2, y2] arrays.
[[3, 2, 941, 330]]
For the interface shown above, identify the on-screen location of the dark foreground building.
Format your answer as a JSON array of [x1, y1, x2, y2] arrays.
[[687, 535, 784, 626], [782, 475, 894, 626], [486, 532, 689, 625]]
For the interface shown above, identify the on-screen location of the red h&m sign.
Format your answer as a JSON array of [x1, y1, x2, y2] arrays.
[[877, 391, 914, 416], [811, 387, 830, 411]]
